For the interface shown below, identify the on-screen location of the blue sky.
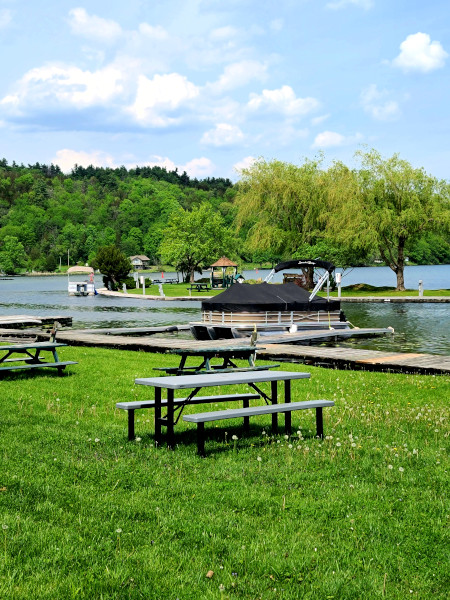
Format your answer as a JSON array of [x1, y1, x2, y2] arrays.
[[0, 0, 449, 180]]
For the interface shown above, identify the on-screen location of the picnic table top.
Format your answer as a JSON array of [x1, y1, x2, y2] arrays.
[[0, 341, 66, 351], [135, 369, 310, 390], [165, 345, 259, 356]]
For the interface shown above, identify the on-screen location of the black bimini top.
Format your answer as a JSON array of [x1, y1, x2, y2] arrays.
[[202, 283, 340, 312]]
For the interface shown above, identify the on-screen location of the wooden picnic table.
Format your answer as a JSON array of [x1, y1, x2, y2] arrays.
[[135, 370, 311, 448], [0, 341, 77, 376]]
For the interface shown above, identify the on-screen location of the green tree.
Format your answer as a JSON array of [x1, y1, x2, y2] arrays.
[[92, 245, 131, 290], [159, 203, 235, 282], [0, 235, 27, 274], [235, 157, 326, 256], [326, 149, 450, 290]]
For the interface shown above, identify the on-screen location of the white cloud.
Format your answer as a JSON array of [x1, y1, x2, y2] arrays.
[[138, 23, 169, 40], [0, 9, 12, 29], [129, 73, 200, 126], [392, 32, 448, 73], [209, 26, 239, 42], [1, 64, 124, 111], [360, 84, 400, 120], [248, 85, 319, 117], [326, 0, 373, 9], [312, 130, 362, 148], [211, 60, 268, 93], [51, 149, 116, 173], [311, 113, 330, 126], [68, 8, 122, 42], [146, 155, 215, 177], [234, 156, 257, 173], [201, 123, 244, 147]]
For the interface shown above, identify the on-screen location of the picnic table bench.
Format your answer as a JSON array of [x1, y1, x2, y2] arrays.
[[130, 370, 328, 453], [0, 341, 77, 376]]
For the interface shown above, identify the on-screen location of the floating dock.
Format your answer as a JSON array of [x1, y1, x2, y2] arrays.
[[48, 328, 449, 376]]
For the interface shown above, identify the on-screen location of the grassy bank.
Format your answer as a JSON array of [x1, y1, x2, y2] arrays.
[[0, 346, 448, 599], [121, 282, 450, 298]]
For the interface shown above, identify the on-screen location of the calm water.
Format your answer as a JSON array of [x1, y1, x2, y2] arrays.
[[0, 265, 448, 355]]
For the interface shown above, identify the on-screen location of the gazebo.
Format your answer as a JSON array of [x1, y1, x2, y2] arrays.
[[210, 256, 238, 288]]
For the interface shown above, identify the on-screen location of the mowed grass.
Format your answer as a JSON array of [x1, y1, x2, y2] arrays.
[[0, 346, 448, 599]]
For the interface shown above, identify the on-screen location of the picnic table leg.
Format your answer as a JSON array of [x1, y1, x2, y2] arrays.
[[154, 387, 162, 445], [316, 407, 324, 439], [167, 388, 175, 449], [243, 397, 250, 432], [197, 422, 205, 456], [284, 380, 291, 435], [271, 380, 278, 434], [128, 409, 135, 441]]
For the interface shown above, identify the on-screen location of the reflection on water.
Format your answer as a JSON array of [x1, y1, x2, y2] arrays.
[[0, 274, 448, 355]]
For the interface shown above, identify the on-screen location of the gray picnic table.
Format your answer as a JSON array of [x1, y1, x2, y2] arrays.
[[135, 370, 311, 448], [0, 341, 77, 376]]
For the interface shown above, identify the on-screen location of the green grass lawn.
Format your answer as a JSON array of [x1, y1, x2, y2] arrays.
[[0, 347, 448, 599], [122, 283, 450, 299]]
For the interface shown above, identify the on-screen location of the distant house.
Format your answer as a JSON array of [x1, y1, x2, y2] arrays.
[[129, 255, 151, 269]]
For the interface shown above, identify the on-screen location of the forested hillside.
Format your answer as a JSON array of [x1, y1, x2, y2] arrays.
[[0, 159, 235, 272], [0, 153, 448, 278]]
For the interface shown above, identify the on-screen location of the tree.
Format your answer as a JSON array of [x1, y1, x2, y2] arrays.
[[326, 149, 450, 290], [0, 236, 27, 274], [92, 245, 131, 290], [235, 157, 327, 256], [159, 203, 235, 282]]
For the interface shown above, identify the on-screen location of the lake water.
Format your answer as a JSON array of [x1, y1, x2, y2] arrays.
[[0, 265, 448, 356]]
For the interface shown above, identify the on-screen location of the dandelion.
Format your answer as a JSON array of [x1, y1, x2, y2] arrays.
[[399, 467, 404, 472], [135, 437, 142, 442], [336, 442, 341, 447], [262, 430, 266, 436], [2, 524, 7, 530], [284, 435, 289, 440], [288, 444, 293, 449], [219, 584, 225, 591], [388, 464, 393, 470], [257, 456, 262, 462], [116, 528, 122, 534], [232, 435, 238, 441], [95, 438, 100, 443], [351, 442, 356, 448]]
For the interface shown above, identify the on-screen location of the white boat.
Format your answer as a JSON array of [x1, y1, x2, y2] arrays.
[[67, 266, 96, 296]]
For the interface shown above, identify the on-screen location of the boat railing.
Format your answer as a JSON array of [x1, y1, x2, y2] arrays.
[[202, 310, 342, 325]]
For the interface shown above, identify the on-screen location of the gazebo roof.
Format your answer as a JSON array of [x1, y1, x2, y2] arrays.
[[211, 256, 238, 267]]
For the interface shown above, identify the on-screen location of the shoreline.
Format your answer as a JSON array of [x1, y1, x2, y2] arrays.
[[97, 289, 450, 303]]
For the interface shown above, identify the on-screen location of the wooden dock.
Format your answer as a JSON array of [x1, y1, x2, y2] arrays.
[[0, 315, 72, 328], [48, 329, 450, 376]]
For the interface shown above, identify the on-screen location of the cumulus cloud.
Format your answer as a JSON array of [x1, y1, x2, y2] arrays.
[[51, 149, 116, 173], [146, 155, 215, 177], [0, 9, 12, 29], [68, 8, 123, 42], [392, 32, 448, 72], [129, 73, 200, 126], [200, 123, 244, 147], [138, 23, 169, 40], [1, 64, 124, 112], [211, 60, 268, 93], [312, 130, 362, 148], [326, 0, 373, 9], [248, 85, 320, 117], [233, 156, 257, 174], [311, 113, 330, 126], [361, 84, 400, 120]]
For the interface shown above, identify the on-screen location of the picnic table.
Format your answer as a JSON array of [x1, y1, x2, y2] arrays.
[[0, 341, 77, 376], [154, 344, 278, 376], [187, 283, 211, 292], [134, 370, 312, 448]]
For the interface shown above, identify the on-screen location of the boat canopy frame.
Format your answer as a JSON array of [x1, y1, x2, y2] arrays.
[[264, 259, 335, 301]]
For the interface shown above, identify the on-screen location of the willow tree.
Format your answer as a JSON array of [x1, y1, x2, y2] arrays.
[[235, 157, 328, 285], [326, 149, 449, 290]]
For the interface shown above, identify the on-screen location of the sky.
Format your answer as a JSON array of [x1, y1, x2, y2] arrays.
[[0, 0, 449, 180]]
